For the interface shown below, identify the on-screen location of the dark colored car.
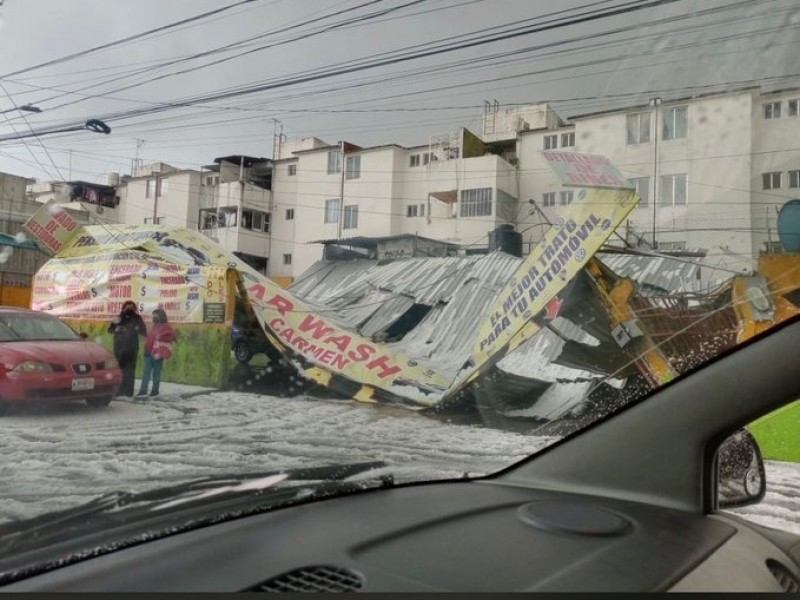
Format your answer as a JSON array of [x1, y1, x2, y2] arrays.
[[0, 307, 122, 413], [231, 324, 273, 364]]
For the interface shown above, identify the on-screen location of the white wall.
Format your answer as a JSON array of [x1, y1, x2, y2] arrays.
[[120, 171, 202, 228], [750, 90, 800, 255], [518, 92, 755, 263], [269, 159, 299, 279]]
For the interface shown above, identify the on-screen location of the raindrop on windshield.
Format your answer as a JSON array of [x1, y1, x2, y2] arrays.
[[0, 246, 13, 264]]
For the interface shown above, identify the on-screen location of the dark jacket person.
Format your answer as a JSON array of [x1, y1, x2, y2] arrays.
[[107, 300, 147, 397]]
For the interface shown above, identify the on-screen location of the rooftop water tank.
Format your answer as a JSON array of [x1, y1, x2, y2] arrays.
[[777, 199, 800, 253]]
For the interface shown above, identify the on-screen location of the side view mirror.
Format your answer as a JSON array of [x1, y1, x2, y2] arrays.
[[79, 332, 90, 340], [717, 428, 766, 509]]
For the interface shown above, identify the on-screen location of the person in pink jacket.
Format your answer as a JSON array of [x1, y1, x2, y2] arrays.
[[136, 309, 177, 398]]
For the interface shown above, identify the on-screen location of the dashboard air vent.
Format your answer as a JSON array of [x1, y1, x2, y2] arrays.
[[767, 560, 800, 593], [246, 565, 364, 593]]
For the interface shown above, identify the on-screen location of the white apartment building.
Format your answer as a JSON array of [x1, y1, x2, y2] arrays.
[[515, 87, 800, 270], [22, 87, 800, 284], [115, 156, 274, 275], [271, 127, 521, 278]]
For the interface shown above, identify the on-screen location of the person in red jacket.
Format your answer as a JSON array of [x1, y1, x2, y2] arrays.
[[136, 308, 177, 398]]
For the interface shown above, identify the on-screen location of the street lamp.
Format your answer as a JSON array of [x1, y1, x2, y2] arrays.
[[0, 118, 111, 143], [0, 103, 42, 116]]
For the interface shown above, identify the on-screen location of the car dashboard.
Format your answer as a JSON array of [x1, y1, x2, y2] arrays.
[[3, 480, 799, 593]]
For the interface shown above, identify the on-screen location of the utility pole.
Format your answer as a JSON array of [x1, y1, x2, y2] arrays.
[[152, 171, 161, 224], [650, 97, 662, 249], [271, 119, 285, 160], [68, 149, 72, 180], [133, 138, 145, 175], [337, 140, 345, 240]]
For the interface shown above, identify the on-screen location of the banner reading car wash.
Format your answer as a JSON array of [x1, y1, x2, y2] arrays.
[[445, 151, 639, 395], [42, 223, 451, 406], [243, 283, 450, 405], [23, 200, 80, 254]]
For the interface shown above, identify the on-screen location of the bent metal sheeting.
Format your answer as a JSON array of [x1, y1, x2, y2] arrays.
[[24, 152, 640, 409]]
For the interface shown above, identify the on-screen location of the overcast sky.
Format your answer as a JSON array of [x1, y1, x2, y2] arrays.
[[0, 0, 796, 183]]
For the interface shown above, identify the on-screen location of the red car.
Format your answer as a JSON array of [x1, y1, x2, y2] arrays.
[[0, 307, 122, 414]]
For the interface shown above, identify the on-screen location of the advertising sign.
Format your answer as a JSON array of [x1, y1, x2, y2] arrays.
[[23, 201, 80, 255], [542, 150, 634, 189], [443, 155, 640, 398], [31, 249, 228, 324]]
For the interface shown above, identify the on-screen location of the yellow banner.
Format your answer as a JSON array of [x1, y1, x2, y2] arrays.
[[449, 186, 638, 391]]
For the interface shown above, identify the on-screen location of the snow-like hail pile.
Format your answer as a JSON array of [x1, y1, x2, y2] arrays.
[[0, 382, 796, 536]]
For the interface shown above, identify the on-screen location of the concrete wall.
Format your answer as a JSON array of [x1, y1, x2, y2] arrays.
[[750, 89, 800, 256], [518, 91, 756, 266]]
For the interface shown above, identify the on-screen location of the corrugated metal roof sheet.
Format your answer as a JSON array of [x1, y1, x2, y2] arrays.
[[596, 252, 726, 295], [287, 251, 728, 384]]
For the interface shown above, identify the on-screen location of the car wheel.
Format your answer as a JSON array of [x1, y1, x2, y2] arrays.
[[86, 396, 113, 408], [234, 341, 253, 363]]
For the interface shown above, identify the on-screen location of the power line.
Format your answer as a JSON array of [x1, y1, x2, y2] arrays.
[[15, 0, 683, 133], [0, 0, 265, 80]]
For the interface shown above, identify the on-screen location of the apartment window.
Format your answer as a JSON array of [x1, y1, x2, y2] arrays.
[[629, 177, 650, 207], [789, 170, 800, 188], [410, 154, 421, 167], [421, 151, 438, 165], [217, 207, 237, 227], [407, 205, 418, 217], [763, 172, 782, 190], [285, 208, 295, 220], [543, 135, 558, 150], [659, 174, 688, 206], [763, 102, 782, 119], [343, 204, 358, 229], [327, 151, 342, 174], [460, 188, 492, 217], [662, 106, 688, 140], [283, 253, 292, 265], [199, 209, 217, 229], [419, 203, 425, 217], [627, 112, 651, 144], [250, 211, 262, 231], [160, 180, 168, 195], [205, 176, 216, 186], [145, 179, 154, 198], [542, 192, 556, 207], [345, 155, 361, 180], [287, 164, 297, 176], [559, 190, 574, 206], [789, 100, 799, 116], [658, 241, 687, 251], [324, 198, 340, 223], [241, 210, 269, 233], [561, 132, 575, 147]]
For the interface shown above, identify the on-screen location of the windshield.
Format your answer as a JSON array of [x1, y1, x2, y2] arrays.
[[0, 314, 79, 341], [0, 0, 798, 554]]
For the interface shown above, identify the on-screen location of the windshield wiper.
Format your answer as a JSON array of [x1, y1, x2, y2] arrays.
[[0, 461, 392, 578]]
